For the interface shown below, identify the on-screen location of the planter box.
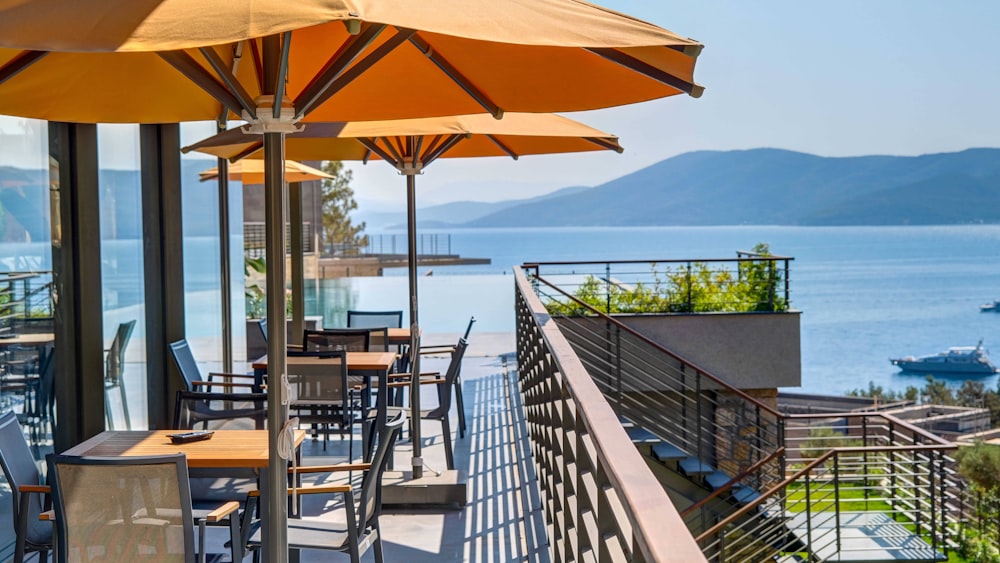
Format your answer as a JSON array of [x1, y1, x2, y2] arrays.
[[245, 315, 322, 360]]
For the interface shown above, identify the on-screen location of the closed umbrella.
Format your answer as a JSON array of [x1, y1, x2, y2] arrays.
[[185, 111, 623, 484], [0, 4, 702, 559]]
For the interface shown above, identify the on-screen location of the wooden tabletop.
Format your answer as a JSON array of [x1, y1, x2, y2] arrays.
[[387, 327, 410, 344], [62, 430, 306, 469], [252, 351, 396, 372], [0, 333, 54, 346]]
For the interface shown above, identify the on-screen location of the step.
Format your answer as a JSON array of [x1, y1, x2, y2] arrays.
[[625, 426, 659, 444], [678, 457, 714, 476], [651, 442, 686, 462], [704, 470, 733, 490], [731, 484, 761, 505]]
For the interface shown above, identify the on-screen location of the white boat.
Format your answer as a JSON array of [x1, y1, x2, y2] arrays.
[[890, 340, 997, 375]]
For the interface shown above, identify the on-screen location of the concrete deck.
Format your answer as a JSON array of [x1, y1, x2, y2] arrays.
[[784, 511, 945, 562]]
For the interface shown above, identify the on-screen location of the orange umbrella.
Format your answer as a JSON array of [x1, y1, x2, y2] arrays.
[[186, 111, 622, 483], [0, 4, 702, 556], [197, 159, 332, 183], [0, 0, 703, 124]]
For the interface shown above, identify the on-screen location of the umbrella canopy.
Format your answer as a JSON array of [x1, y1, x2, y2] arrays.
[[185, 110, 622, 494], [185, 113, 623, 163], [198, 159, 332, 183], [0, 0, 703, 124]]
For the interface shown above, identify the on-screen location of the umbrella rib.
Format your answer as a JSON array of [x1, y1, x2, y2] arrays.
[[586, 48, 703, 98], [421, 135, 447, 160], [485, 134, 518, 160], [585, 137, 624, 154], [357, 137, 400, 167], [383, 137, 407, 165], [408, 34, 503, 119], [423, 134, 468, 165], [249, 39, 264, 93], [159, 51, 247, 117], [198, 46, 258, 118], [0, 51, 47, 86], [232, 142, 265, 162], [273, 32, 292, 119], [296, 27, 415, 121], [294, 23, 388, 119], [412, 136, 425, 168]]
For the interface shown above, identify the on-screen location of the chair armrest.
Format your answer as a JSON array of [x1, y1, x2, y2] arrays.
[[387, 379, 448, 389], [289, 462, 371, 475], [419, 346, 455, 355], [204, 501, 241, 523], [191, 380, 256, 389], [39, 510, 54, 521], [207, 372, 257, 379], [387, 371, 441, 380], [19, 484, 50, 494], [289, 484, 351, 495], [287, 344, 303, 352]]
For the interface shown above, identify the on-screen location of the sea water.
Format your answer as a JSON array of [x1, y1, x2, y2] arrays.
[[6, 225, 1000, 396]]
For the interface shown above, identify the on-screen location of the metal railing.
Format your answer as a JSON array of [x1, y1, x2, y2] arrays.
[[523, 254, 792, 314], [243, 222, 314, 257], [361, 233, 452, 257], [518, 260, 972, 562], [514, 267, 707, 563], [528, 269, 787, 506], [0, 271, 53, 335], [696, 413, 963, 562]]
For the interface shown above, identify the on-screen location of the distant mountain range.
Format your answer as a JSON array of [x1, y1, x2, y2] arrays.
[[4, 148, 1000, 241], [462, 148, 1000, 227]]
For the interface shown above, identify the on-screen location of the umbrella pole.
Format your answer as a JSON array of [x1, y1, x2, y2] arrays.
[[216, 142, 233, 373], [264, 131, 289, 562], [406, 171, 423, 480]]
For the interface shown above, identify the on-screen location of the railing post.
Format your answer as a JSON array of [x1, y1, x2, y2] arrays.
[[784, 258, 791, 308], [686, 261, 693, 311], [614, 324, 623, 416], [605, 262, 612, 314], [696, 374, 703, 463], [834, 454, 842, 556], [929, 450, 937, 551], [805, 472, 813, 551]]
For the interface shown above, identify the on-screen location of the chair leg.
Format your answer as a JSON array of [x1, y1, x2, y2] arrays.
[[118, 375, 131, 430], [373, 525, 385, 563], [455, 377, 466, 439], [441, 417, 454, 470]]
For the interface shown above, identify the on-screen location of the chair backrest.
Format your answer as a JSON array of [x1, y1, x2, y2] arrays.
[[256, 318, 267, 342], [359, 410, 406, 528], [48, 453, 195, 562], [366, 327, 390, 353], [106, 320, 136, 382], [168, 339, 204, 390], [286, 350, 350, 424], [35, 344, 56, 420], [303, 328, 370, 353], [347, 310, 403, 329], [0, 411, 49, 546], [431, 338, 468, 416]]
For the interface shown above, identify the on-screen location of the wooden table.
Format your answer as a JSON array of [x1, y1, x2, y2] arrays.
[[251, 352, 396, 462], [64, 429, 306, 558], [386, 327, 410, 345]]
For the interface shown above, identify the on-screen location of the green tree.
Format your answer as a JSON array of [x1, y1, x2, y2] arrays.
[[320, 161, 367, 254]]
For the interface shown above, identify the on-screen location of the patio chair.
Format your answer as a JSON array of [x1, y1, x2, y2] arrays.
[[386, 338, 468, 469], [248, 410, 406, 563], [104, 319, 136, 430], [418, 316, 474, 438], [0, 411, 52, 563], [303, 328, 370, 353], [26, 344, 55, 446], [47, 452, 239, 563], [346, 310, 403, 330], [286, 349, 363, 457], [169, 338, 266, 430]]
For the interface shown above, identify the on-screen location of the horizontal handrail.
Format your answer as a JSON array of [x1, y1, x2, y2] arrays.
[[785, 412, 953, 446], [523, 256, 794, 268]]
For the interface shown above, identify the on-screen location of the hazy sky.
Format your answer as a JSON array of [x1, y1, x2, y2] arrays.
[[2, 1, 998, 210]]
